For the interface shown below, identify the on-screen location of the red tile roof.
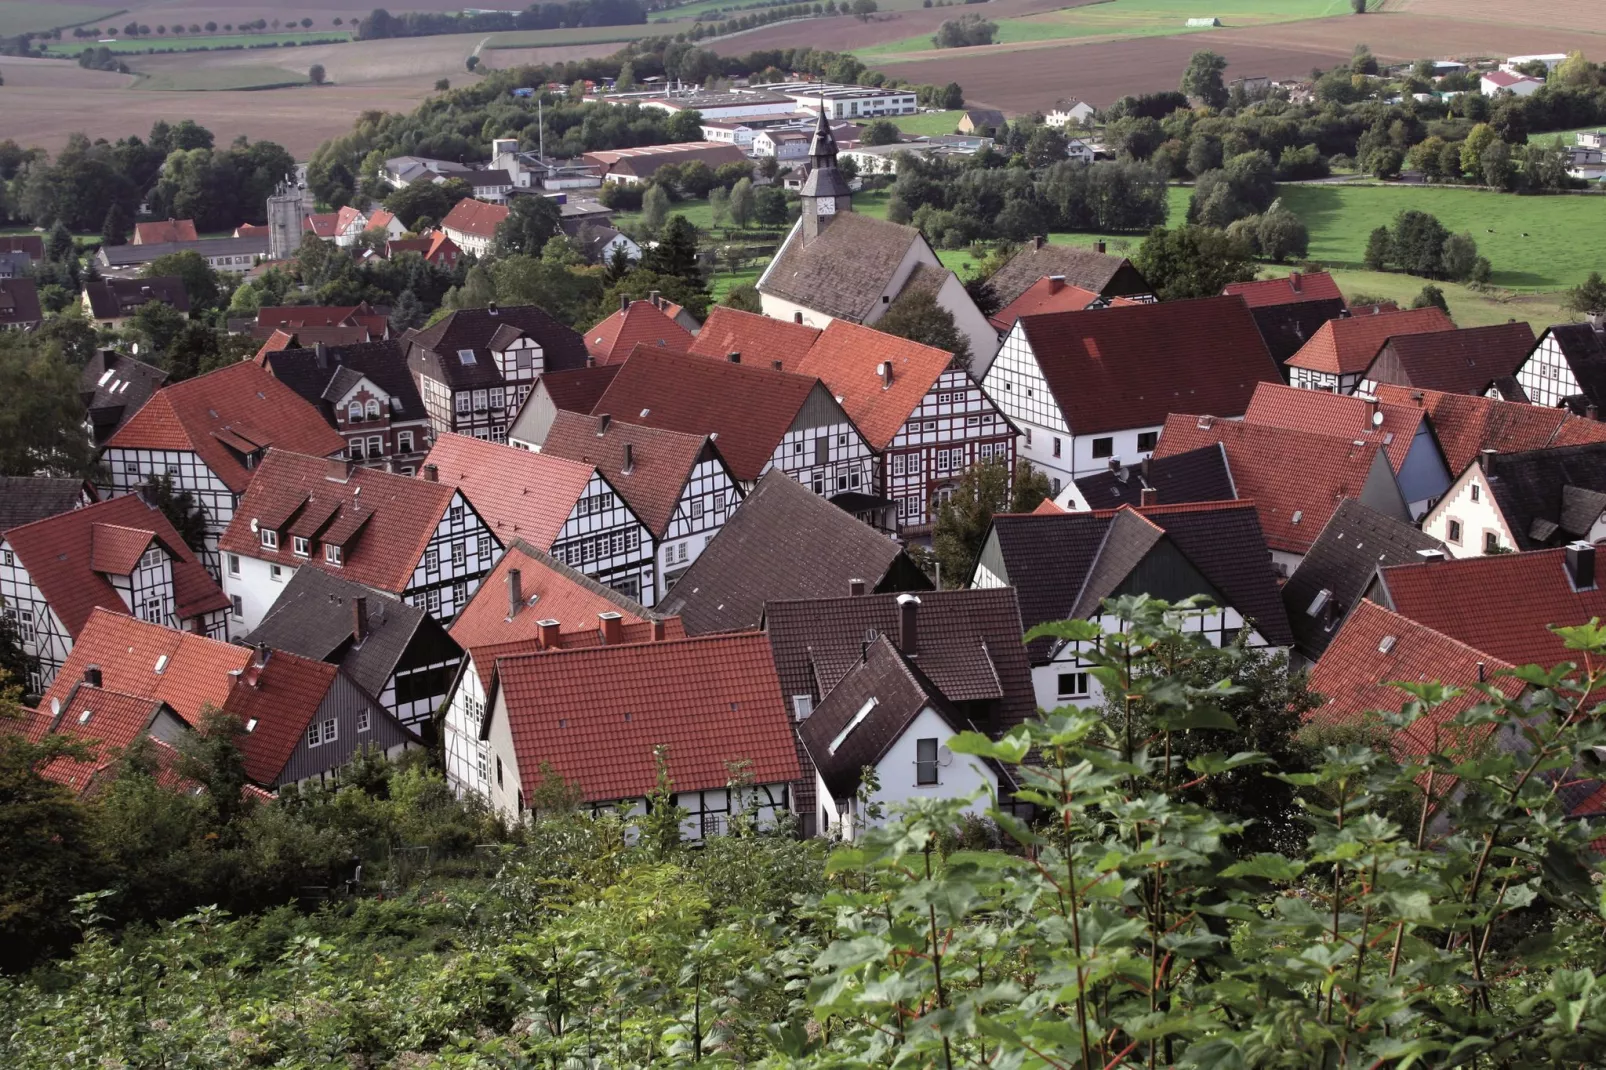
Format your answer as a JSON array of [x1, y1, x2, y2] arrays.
[[32, 685, 169, 795], [367, 209, 398, 232], [1244, 382, 1423, 472], [492, 632, 800, 802], [533, 365, 621, 418], [1223, 271, 1344, 309], [1372, 384, 1606, 474], [134, 219, 199, 245], [304, 213, 339, 238], [225, 650, 342, 785], [253, 304, 386, 338], [1379, 548, 1606, 673], [234, 223, 269, 239], [441, 198, 510, 239], [3, 494, 228, 635], [1369, 322, 1537, 396], [219, 451, 460, 594], [1015, 296, 1281, 435], [583, 300, 696, 365], [989, 277, 1141, 331], [690, 306, 821, 370], [420, 433, 597, 551], [795, 319, 961, 450], [1306, 600, 1520, 759], [540, 411, 715, 539], [105, 362, 346, 493], [255, 329, 296, 362], [1286, 306, 1455, 375], [592, 346, 831, 482], [1155, 415, 1389, 555]]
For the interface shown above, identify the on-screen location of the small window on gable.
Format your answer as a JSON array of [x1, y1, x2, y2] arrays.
[[366, 399, 381, 419], [1483, 531, 1499, 553], [915, 738, 939, 785], [1471, 483, 1481, 503], [457, 348, 478, 365], [357, 709, 371, 732], [1447, 519, 1463, 544]]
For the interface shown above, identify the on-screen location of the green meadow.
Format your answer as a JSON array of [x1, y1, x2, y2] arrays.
[[43, 31, 353, 56]]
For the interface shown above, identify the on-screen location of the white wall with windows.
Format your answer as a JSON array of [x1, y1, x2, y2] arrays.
[[1515, 331, 1582, 408], [1419, 464, 1514, 559], [224, 552, 299, 633], [656, 456, 741, 598], [99, 448, 238, 577]]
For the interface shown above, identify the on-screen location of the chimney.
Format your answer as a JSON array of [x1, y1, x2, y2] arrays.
[[622, 442, 635, 474], [727, 350, 741, 363], [1094, 240, 1107, 254], [597, 412, 612, 435], [352, 596, 369, 643], [1416, 548, 1446, 562], [879, 361, 893, 388], [897, 593, 920, 656], [648, 289, 661, 307], [254, 642, 270, 669], [849, 577, 866, 596], [599, 611, 623, 645], [1478, 448, 1498, 476], [1107, 456, 1121, 473], [1477, 661, 1486, 683], [487, 301, 498, 316], [1140, 487, 1158, 507], [1587, 311, 1605, 331], [506, 567, 523, 617], [1290, 271, 1302, 293], [537, 618, 560, 649], [1032, 235, 1045, 250], [619, 293, 630, 313], [423, 463, 438, 482], [327, 457, 355, 482], [1589, 403, 1601, 422], [652, 618, 666, 641], [1047, 274, 1065, 294], [772, 360, 784, 371], [1140, 455, 1152, 481], [794, 311, 803, 324], [315, 341, 329, 369], [1566, 541, 1596, 590], [83, 665, 102, 688]]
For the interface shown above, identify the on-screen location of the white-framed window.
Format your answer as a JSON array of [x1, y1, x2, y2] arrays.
[[326, 544, 343, 566], [449, 504, 464, 523], [1, 549, 11, 567], [348, 401, 363, 422], [425, 548, 440, 571], [915, 738, 939, 785], [907, 453, 922, 475], [124, 461, 139, 475], [478, 535, 491, 557], [292, 536, 310, 557], [425, 587, 441, 614], [472, 389, 488, 412], [307, 718, 339, 748], [231, 595, 243, 618], [350, 438, 366, 460], [397, 431, 413, 453], [1058, 672, 1090, 699], [455, 393, 471, 414], [357, 709, 371, 732], [365, 399, 381, 419], [893, 453, 906, 475], [260, 529, 279, 549], [491, 425, 506, 443], [270, 564, 283, 582], [490, 387, 505, 409], [453, 580, 467, 605], [140, 598, 163, 623], [936, 450, 951, 472], [452, 541, 466, 568], [368, 435, 383, 457]]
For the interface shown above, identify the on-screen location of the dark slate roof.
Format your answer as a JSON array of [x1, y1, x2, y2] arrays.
[[987, 501, 1294, 662], [796, 634, 970, 798], [1542, 324, 1606, 412], [759, 213, 921, 322], [98, 234, 267, 267], [765, 587, 1037, 733], [1484, 441, 1606, 551], [242, 567, 450, 699], [260, 340, 426, 424], [657, 469, 930, 635], [1282, 499, 1446, 660], [80, 349, 170, 447], [1073, 444, 1236, 509], [1248, 299, 1349, 367], [83, 276, 191, 318], [1373, 322, 1536, 396], [0, 277, 42, 328], [0, 476, 86, 530], [986, 242, 1151, 307], [404, 305, 588, 391]]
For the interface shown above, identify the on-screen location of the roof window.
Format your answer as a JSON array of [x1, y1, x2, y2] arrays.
[[828, 697, 878, 755], [457, 349, 478, 365]]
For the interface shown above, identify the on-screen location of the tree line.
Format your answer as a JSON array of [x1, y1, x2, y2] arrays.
[[356, 1, 647, 40]]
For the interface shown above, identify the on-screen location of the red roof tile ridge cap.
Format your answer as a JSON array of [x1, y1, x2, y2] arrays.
[[499, 630, 760, 663]]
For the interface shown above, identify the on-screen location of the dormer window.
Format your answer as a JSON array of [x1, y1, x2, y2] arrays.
[[260, 528, 279, 550], [457, 349, 477, 365], [292, 536, 310, 557], [326, 544, 343, 566], [139, 547, 163, 570]]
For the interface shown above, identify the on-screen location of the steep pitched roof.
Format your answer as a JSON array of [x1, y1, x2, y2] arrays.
[[30, 685, 171, 795], [658, 469, 929, 635], [1539, 324, 1606, 412], [1478, 441, 1606, 550], [533, 365, 621, 416], [3, 493, 227, 634], [1286, 306, 1455, 375], [1014, 296, 1280, 435], [1282, 499, 1446, 660], [420, 433, 598, 551], [591, 345, 833, 482], [793, 319, 959, 450], [759, 213, 921, 322], [253, 303, 387, 338], [539, 411, 718, 539], [134, 219, 199, 244], [986, 242, 1148, 307], [1373, 383, 1606, 473], [83, 276, 191, 318], [81, 349, 169, 446], [1155, 415, 1388, 555], [219, 451, 460, 593], [0, 277, 42, 327], [404, 304, 588, 390], [582, 299, 696, 366], [1244, 382, 1424, 472], [988, 277, 1140, 331], [767, 587, 1037, 732], [105, 362, 345, 493], [690, 306, 821, 370], [0, 476, 86, 530], [440, 198, 509, 239], [491, 632, 800, 801], [1371, 322, 1537, 396], [1223, 271, 1344, 308], [259, 340, 426, 425], [1073, 444, 1235, 509]]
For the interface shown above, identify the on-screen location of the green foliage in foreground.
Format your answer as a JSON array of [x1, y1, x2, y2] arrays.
[[7, 597, 1606, 1066]]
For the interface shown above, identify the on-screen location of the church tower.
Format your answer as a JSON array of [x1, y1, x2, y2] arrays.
[[798, 111, 854, 244]]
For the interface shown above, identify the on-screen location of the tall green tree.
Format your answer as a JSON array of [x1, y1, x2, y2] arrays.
[[493, 194, 562, 258], [875, 289, 973, 367], [142, 250, 220, 311], [0, 333, 95, 477], [641, 184, 671, 235], [640, 215, 703, 287], [728, 177, 755, 229], [1134, 224, 1256, 301], [932, 458, 1050, 587], [1564, 271, 1606, 317], [1180, 49, 1229, 109], [143, 472, 208, 551], [100, 203, 130, 247]]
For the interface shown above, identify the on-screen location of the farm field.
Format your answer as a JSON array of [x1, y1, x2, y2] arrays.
[[482, 23, 691, 48], [715, 0, 1082, 52], [133, 63, 310, 90], [42, 31, 354, 55], [1184, 12, 1601, 64], [0, 2, 122, 33], [889, 110, 967, 136]]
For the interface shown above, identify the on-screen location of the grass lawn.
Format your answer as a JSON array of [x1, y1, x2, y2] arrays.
[[889, 111, 967, 137], [43, 31, 352, 56], [710, 264, 766, 300], [0, 3, 121, 35], [133, 65, 312, 91]]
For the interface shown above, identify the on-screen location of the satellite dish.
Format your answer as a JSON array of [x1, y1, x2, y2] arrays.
[[1371, 411, 1384, 427], [131, 343, 140, 356], [249, 518, 260, 533], [938, 744, 954, 767]]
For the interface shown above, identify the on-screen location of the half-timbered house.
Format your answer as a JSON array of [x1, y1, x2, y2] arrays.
[[258, 340, 433, 474], [218, 451, 502, 631], [1284, 306, 1455, 393], [98, 362, 346, 575], [1512, 321, 1606, 411], [1, 493, 230, 693], [1359, 322, 1536, 397], [421, 432, 657, 605]]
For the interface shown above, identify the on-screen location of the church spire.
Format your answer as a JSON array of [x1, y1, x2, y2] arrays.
[[799, 111, 853, 243]]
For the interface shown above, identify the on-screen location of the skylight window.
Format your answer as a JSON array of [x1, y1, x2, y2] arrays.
[[457, 349, 478, 365], [828, 697, 878, 755], [78, 710, 92, 725]]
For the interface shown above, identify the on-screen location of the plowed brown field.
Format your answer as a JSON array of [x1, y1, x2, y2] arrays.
[[1191, 12, 1605, 62]]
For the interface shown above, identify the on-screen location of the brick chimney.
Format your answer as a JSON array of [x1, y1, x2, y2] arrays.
[[352, 596, 369, 643], [537, 618, 560, 649], [597, 413, 612, 435], [506, 567, 523, 617], [897, 593, 920, 656], [1032, 235, 1045, 250], [83, 664, 102, 688], [1567, 541, 1596, 591], [327, 457, 355, 482], [849, 577, 866, 596], [1094, 240, 1107, 254], [1478, 448, 1498, 475], [622, 442, 636, 475], [1046, 274, 1065, 294], [1139, 487, 1158, 507], [599, 611, 623, 645], [652, 618, 666, 641], [1289, 271, 1302, 294], [619, 293, 630, 313]]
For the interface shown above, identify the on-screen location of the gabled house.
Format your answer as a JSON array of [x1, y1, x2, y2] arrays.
[[982, 237, 1154, 310], [441, 539, 681, 797], [988, 276, 1141, 332], [1045, 101, 1096, 127], [767, 587, 1035, 837], [98, 362, 347, 575], [218, 451, 502, 631], [973, 500, 1293, 709], [1512, 321, 1606, 411], [243, 568, 463, 731], [252, 303, 390, 341], [41, 609, 417, 791], [1371, 383, 1606, 474], [1, 492, 231, 693], [403, 304, 589, 443], [1241, 382, 1451, 518], [658, 469, 932, 636], [22, 684, 190, 798], [258, 340, 432, 473], [82, 276, 192, 329], [590, 345, 875, 498], [757, 114, 999, 373], [439, 198, 510, 256], [538, 412, 740, 598], [80, 349, 169, 448], [982, 296, 1281, 498], [1419, 441, 1606, 557], [1281, 499, 1446, 663], [133, 218, 199, 245], [1154, 415, 1410, 575], [1361, 322, 1537, 397], [1222, 271, 1349, 369], [506, 365, 621, 449], [1285, 305, 1455, 393], [477, 632, 800, 833], [421, 432, 656, 605], [0, 277, 43, 330], [384, 231, 462, 268], [0, 477, 92, 531], [1061, 444, 1235, 512], [691, 309, 1017, 535], [582, 295, 696, 365]]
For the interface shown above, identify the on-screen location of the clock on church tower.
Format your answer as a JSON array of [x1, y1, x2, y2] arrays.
[[815, 196, 836, 216]]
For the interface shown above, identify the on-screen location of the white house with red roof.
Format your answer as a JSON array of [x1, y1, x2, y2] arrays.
[[98, 362, 347, 576], [1481, 70, 1544, 97], [219, 451, 503, 631], [982, 296, 1281, 499], [1, 493, 230, 694], [440, 198, 510, 256]]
